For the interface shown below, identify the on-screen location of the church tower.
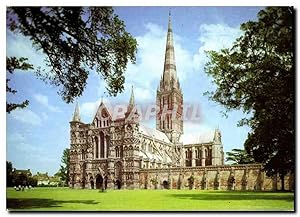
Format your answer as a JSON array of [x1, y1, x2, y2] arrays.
[[156, 13, 183, 144]]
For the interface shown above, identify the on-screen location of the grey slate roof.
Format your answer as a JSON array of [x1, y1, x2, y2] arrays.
[[179, 131, 215, 145], [139, 124, 170, 143]]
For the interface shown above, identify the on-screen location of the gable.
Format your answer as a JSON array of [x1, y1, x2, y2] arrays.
[[92, 102, 112, 124]]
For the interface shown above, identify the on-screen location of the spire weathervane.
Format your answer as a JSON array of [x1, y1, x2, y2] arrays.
[[168, 10, 172, 31]]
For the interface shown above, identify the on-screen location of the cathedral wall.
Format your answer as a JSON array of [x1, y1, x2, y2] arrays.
[[139, 164, 294, 191]]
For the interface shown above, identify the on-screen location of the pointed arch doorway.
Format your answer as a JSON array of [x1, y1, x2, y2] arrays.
[[115, 161, 123, 189], [90, 176, 94, 189], [95, 174, 103, 189]]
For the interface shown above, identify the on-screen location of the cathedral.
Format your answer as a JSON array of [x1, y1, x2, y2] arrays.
[[69, 15, 224, 190]]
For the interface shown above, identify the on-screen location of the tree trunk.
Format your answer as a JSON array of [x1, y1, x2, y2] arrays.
[[280, 174, 285, 191]]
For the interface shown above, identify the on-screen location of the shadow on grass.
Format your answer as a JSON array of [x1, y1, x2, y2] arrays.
[[169, 191, 294, 202], [7, 198, 99, 210]]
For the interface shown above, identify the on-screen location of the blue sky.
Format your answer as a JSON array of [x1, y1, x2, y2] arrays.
[[6, 6, 265, 175]]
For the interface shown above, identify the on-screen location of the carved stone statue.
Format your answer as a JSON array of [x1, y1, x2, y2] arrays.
[[214, 168, 220, 190], [202, 169, 208, 190]]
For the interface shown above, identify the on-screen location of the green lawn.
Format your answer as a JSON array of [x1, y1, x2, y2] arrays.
[[6, 187, 294, 211]]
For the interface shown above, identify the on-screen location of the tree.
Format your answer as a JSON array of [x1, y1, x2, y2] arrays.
[[226, 148, 255, 165], [7, 161, 14, 187], [14, 173, 28, 186], [6, 57, 33, 113], [27, 177, 38, 187], [205, 7, 294, 190], [7, 7, 137, 105], [57, 148, 70, 186]]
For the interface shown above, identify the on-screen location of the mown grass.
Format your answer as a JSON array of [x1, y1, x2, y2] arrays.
[[6, 187, 294, 211]]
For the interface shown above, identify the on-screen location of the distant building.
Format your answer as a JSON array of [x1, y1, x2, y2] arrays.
[[34, 172, 61, 186], [49, 176, 61, 187], [12, 168, 32, 177], [12, 168, 32, 186], [34, 172, 49, 186]]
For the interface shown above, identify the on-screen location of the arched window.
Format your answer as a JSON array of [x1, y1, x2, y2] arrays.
[[106, 120, 109, 126], [199, 148, 201, 158], [95, 137, 99, 158], [160, 97, 162, 109], [200, 148, 203, 159], [99, 119, 102, 128], [106, 135, 110, 158], [81, 149, 85, 160], [129, 145, 133, 156], [116, 146, 119, 158], [167, 116, 169, 129], [100, 132, 105, 158], [95, 118, 98, 127], [195, 148, 201, 166], [185, 151, 188, 158], [120, 146, 123, 158], [124, 146, 128, 157]]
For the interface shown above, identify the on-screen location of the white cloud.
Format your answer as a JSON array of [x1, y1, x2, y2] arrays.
[[41, 112, 49, 120], [33, 94, 48, 105], [7, 132, 26, 144], [33, 93, 61, 112], [123, 81, 154, 102], [183, 121, 215, 135], [125, 23, 165, 86], [6, 31, 48, 71], [7, 132, 41, 153], [124, 22, 240, 101], [174, 41, 194, 80], [192, 23, 242, 70], [125, 22, 194, 89], [80, 98, 112, 122], [11, 108, 42, 126], [7, 132, 51, 173], [135, 87, 153, 101], [96, 79, 108, 99], [16, 142, 41, 153], [80, 100, 101, 120]]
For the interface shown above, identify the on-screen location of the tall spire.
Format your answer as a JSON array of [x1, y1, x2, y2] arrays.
[[127, 85, 135, 112], [156, 12, 183, 142], [72, 101, 81, 122], [163, 12, 177, 85]]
